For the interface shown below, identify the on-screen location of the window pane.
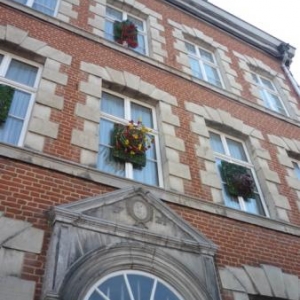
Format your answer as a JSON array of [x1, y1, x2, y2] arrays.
[[106, 6, 122, 20], [185, 42, 196, 54], [101, 92, 124, 118], [267, 92, 286, 115], [204, 64, 222, 87], [261, 77, 275, 91], [131, 102, 153, 128], [133, 160, 158, 186], [293, 162, 300, 180], [104, 20, 114, 41], [98, 119, 125, 177], [244, 194, 264, 215], [12, 0, 27, 4], [209, 132, 225, 154], [6, 59, 38, 87], [136, 33, 146, 55], [88, 291, 103, 300], [199, 49, 214, 63], [189, 57, 203, 80], [98, 275, 131, 300], [154, 282, 180, 300], [128, 274, 153, 300], [226, 138, 247, 161], [0, 54, 3, 64], [33, 0, 57, 16], [0, 90, 31, 145]]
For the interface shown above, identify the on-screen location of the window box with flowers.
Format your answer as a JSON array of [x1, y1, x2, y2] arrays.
[[220, 161, 255, 198], [112, 120, 154, 168], [113, 20, 138, 48]]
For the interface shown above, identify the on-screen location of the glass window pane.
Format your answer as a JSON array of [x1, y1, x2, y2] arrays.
[[6, 59, 38, 87], [136, 33, 146, 55], [209, 132, 225, 154], [189, 57, 203, 80], [33, 0, 57, 16], [101, 92, 124, 118], [133, 160, 158, 186], [199, 49, 214, 63], [261, 77, 275, 91], [204, 64, 222, 87], [293, 162, 300, 180], [154, 282, 180, 300], [128, 274, 153, 300], [0, 54, 3, 64], [131, 103, 153, 128], [185, 42, 196, 54], [252, 73, 259, 84], [12, 0, 27, 4], [98, 275, 131, 300], [244, 194, 264, 215], [106, 6, 122, 20], [88, 291, 103, 300], [0, 90, 31, 145], [104, 20, 114, 41], [226, 138, 247, 161], [267, 92, 286, 115]]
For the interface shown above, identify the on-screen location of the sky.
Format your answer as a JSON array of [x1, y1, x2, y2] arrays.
[[209, 0, 300, 84]]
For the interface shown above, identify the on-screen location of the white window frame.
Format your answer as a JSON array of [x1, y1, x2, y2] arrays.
[[292, 160, 300, 180], [98, 90, 163, 187], [209, 130, 268, 216], [13, 0, 60, 17], [105, 5, 148, 56], [251, 73, 288, 116], [84, 270, 184, 300], [0, 51, 42, 146], [185, 42, 224, 88]]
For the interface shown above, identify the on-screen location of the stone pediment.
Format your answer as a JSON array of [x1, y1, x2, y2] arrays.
[[52, 186, 217, 254]]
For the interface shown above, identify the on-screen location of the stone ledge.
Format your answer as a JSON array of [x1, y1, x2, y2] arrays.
[[1, 143, 300, 237]]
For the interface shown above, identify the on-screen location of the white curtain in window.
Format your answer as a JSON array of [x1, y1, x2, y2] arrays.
[[32, 0, 57, 16], [226, 138, 247, 161], [6, 59, 38, 87], [209, 132, 225, 154], [101, 92, 124, 118], [0, 90, 30, 145]]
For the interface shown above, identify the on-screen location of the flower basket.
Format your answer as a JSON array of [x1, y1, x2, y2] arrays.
[[113, 20, 138, 48], [112, 121, 153, 168], [0, 85, 14, 124], [220, 161, 255, 198]]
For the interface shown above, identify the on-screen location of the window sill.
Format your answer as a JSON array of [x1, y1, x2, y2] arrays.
[[1, 142, 300, 237]]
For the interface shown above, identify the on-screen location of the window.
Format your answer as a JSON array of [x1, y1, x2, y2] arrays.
[[293, 161, 300, 180], [185, 42, 223, 88], [0, 52, 40, 146], [209, 131, 266, 216], [84, 271, 183, 300], [12, 0, 59, 16], [98, 92, 162, 186], [252, 73, 287, 116], [105, 6, 147, 55]]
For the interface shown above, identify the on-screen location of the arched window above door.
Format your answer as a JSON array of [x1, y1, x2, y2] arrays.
[[84, 270, 183, 300]]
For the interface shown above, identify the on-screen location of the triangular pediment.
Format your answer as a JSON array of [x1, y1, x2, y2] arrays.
[[52, 186, 217, 254]]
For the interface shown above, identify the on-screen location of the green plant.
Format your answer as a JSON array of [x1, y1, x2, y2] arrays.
[[0, 85, 14, 124], [112, 120, 154, 168], [220, 161, 255, 198], [113, 20, 138, 48]]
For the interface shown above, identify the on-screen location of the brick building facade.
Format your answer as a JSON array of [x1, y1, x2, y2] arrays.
[[0, 0, 300, 299]]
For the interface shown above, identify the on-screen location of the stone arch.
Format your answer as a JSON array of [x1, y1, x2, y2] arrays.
[[219, 264, 300, 300], [59, 243, 212, 300]]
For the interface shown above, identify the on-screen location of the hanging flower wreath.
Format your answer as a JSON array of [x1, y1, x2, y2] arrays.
[[113, 20, 138, 48], [112, 120, 154, 168], [0, 85, 14, 124], [220, 161, 255, 198]]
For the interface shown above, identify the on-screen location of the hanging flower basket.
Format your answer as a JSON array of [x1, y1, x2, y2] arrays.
[[220, 161, 255, 198], [113, 20, 138, 48], [112, 120, 154, 168], [0, 85, 14, 124]]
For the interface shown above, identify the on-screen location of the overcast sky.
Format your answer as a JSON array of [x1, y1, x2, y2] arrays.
[[209, 0, 300, 84]]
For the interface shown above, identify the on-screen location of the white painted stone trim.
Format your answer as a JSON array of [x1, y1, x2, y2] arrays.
[[88, 0, 167, 62], [0, 25, 72, 152], [168, 19, 242, 96], [57, 0, 79, 23], [234, 51, 300, 120], [219, 265, 300, 300], [268, 134, 300, 212], [76, 62, 189, 192], [185, 101, 290, 221]]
